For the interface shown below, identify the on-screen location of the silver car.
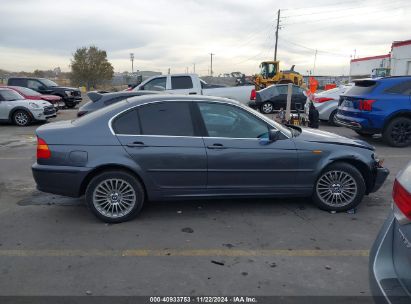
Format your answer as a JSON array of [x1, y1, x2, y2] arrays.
[[305, 85, 353, 125], [370, 160, 411, 303], [0, 88, 56, 126]]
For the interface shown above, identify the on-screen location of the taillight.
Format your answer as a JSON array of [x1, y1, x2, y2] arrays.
[[37, 137, 51, 159], [393, 179, 411, 221], [314, 97, 334, 103], [250, 89, 256, 100], [358, 99, 376, 111]]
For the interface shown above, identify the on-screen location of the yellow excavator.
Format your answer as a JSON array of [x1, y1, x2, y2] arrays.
[[254, 61, 305, 90]]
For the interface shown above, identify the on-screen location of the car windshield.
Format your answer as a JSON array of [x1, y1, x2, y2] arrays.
[[13, 86, 41, 96], [0, 89, 24, 101], [40, 79, 58, 87]]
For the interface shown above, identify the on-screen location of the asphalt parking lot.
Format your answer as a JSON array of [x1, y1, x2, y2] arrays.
[[0, 99, 410, 297]]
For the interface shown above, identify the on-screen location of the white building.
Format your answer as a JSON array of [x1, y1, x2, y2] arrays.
[[390, 39, 411, 76], [349, 54, 390, 79], [349, 38, 411, 79]]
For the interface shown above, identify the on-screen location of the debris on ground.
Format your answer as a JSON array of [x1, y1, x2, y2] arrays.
[[222, 243, 234, 248], [85, 290, 92, 295], [181, 227, 194, 233], [346, 208, 356, 214], [211, 260, 225, 266], [325, 265, 332, 270]]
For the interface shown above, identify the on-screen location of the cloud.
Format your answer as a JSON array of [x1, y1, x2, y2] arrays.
[[0, 0, 409, 75]]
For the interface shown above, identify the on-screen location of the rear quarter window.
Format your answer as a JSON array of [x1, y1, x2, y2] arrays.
[[171, 76, 193, 89], [346, 80, 377, 95], [112, 109, 141, 135], [384, 80, 411, 95]]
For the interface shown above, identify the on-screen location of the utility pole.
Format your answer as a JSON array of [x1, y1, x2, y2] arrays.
[[210, 53, 214, 76], [193, 63, 196, 74], [130, 53, 134, 73], [274, 9, 280, 61]]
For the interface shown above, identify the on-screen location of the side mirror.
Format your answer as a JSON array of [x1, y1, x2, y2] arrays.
[[269, 129, 281, 141], [259, 129, 281, 145]]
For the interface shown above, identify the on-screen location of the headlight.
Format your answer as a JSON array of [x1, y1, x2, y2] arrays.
[[29, 102, 40, 109], [64, 90, 73, 96]]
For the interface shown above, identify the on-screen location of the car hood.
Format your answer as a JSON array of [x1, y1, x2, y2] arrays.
[[295, 127, 374, 150]]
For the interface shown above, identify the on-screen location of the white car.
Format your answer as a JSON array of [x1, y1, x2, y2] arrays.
[[133, 73, 254, 105], [0, 88, 56, 126], [304, 84, 353, 125]]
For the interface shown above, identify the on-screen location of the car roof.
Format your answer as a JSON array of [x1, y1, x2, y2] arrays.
[[124, 94, 241, 106]]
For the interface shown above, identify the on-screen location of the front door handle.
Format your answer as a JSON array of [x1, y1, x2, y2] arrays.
[[207, 143, 226, 149], [126, 141, 146, 147], [189, 92, 197, 95]]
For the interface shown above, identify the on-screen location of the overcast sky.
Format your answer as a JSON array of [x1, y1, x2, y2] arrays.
[[0, 0, 410, 76]]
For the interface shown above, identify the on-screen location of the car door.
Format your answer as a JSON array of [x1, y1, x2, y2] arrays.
[[0, 93, 9, 120], [271, 85, 288, 110], [196, 102, 298, 195], [292, 86, 306, 111], [114, 101, 207, 195], [170, 76, 198, 95], [139, 77, 167, 92], [27, 79, 46, 93]]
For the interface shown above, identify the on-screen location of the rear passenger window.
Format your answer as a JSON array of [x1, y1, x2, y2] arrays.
[[384, 81, 411, 95], [8, 78, 26, 86], [112, 109, 141, 135], [347, 80, 377, 95], [138, 102, 194, 136], [171, 76, 193, 89]]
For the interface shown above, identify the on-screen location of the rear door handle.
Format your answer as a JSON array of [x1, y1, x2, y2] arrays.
[[189, 92, 197, 95], [126, 141, 147, 147], [207, 143, 226, 149]]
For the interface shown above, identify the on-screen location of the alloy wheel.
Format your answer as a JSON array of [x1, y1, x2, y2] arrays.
[[261, 103, 273, 114], [390, 121, 411, 145], [92, 178, 136, 218], [316, 170, 358, 207], [14, 111, 29, 126]]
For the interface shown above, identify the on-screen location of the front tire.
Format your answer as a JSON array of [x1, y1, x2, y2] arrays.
[[312, 162, 365, 212], [85, 170, 145, 223], [260, 102, 274, 114], [382, 117, 411, 147], [13, 110, 32, 126]]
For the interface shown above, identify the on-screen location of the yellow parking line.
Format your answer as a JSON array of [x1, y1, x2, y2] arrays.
[[0, 249, 369, 257]]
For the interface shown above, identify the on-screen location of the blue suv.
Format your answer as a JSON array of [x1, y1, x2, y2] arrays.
[[335, 77, 411, 147]]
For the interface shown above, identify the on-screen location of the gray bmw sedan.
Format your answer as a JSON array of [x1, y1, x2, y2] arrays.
[[32, 95, 389, 223]]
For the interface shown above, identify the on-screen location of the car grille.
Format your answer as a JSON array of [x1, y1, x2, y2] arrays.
[[43, 106, 56, 115]]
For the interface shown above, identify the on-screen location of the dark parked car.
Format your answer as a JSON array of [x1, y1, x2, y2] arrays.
[[7, 77, 82, 108], [32, 95, 388, 223], [370, 161, 411, 304], [335, 77, 411, 147], [249, 84, 307, 114], [77, 90, 158, 117]]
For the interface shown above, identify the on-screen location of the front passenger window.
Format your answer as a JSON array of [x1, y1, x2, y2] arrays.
[[198, 103, 269, 138]]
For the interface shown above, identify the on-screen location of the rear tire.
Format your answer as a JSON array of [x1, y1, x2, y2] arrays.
[[328, 110, 338, 126], [260, 102, 274, 114], [312, 162, 366, 212], [13, 110, 32, 126], [382, 117, 411, 147], [85, 170, 145, 223]]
